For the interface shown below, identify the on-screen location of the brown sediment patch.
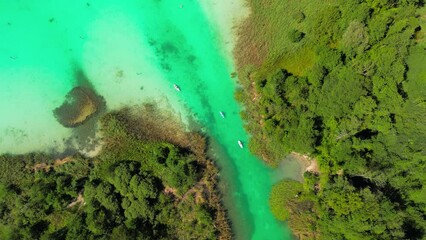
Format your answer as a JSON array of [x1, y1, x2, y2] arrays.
[[53, 86, 105, 128]]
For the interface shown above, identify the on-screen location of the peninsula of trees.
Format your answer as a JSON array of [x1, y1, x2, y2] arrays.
[[0, 106, 230, 239]]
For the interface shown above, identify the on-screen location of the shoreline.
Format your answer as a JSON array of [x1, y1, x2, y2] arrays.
[[1, 105, 232, 239], [98, 106, 233, 239], [288, 152, 320, 180], [200, 2, 296, 239], [272, 152, 319, 184], [199, 0, 250, 66]]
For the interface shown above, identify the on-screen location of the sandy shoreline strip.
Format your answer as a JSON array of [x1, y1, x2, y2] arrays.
[[199, 0, 250, 62]]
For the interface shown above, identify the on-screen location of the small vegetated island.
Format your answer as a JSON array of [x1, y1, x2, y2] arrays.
[[235, 0, 426, 239], [0, 105, 230, 239]]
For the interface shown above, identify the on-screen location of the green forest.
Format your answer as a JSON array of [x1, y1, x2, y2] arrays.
[[236, 0, 426, 239], [0, 107, 230, 239]]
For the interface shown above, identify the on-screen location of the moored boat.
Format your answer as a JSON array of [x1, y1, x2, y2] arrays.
[[173, 84, 181, 92], [237, 140, 243, 149]]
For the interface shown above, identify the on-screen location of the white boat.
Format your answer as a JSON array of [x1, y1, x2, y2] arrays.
[[219, 111, 225, 118], [173, 84, 181, 92], [237, 140, 243, 149]]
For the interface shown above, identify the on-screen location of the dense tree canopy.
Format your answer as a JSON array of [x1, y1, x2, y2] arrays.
[[0, 110, 229, 239], [236, 0, 426, 239]]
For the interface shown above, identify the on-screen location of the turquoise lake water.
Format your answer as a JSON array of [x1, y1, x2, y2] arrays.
[[0, 1, 292, 239]]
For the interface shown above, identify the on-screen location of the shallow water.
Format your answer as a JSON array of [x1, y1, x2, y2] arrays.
[[0, 1, 293, 239]]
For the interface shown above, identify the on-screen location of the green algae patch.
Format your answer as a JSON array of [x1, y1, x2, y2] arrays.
[[53, 87, 105, 128]]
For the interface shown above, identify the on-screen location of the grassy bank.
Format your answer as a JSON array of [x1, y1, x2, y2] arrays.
[[0, 105, 231, 239], [235, 0, 426, 239]]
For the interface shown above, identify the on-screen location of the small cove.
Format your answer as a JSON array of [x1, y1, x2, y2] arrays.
[[0, 1, 294, 239]]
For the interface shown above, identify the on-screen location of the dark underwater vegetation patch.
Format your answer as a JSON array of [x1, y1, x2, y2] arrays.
[[53, 86, 105, 128]]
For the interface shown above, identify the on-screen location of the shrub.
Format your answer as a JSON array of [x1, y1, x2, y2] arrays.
[[288, 29, 305, 43], [269, 179, 303, 221], [293, 11, 306, 23]]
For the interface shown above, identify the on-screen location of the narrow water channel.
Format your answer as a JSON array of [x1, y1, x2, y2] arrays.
[[0, 1, 292, 239]]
